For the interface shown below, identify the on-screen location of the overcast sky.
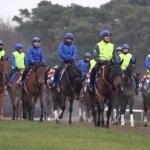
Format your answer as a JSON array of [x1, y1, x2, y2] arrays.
[[0, 0, 110, 23]]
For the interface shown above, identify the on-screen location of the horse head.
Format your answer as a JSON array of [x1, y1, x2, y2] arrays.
[[0, 56, 9, 78], [66, 63, 83, 100], [109, 59, 123, 89], [34, 64, 46, 88], [126, 59, 140, 78]]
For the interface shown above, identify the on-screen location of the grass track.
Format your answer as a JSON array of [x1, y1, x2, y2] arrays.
[[0, 120, 149, 150]]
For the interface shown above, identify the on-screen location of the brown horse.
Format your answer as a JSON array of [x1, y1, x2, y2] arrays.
[[0, 56, 9, 120], [8, 70, 23, 120], [22, 64, 46, 122], [89, 60, 123, 128]]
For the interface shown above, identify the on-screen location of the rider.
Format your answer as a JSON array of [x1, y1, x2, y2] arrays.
[[0, 40, 7, 58], [118, 44, 139, 95], [89, 30, 123, 92], [116, 46, 122, 56], [53, 32, 79, 88], [6, 44, 26, 90], [77, 52, 91, 79], [21, 37, 45, 83], [139, 54, 150, 95]]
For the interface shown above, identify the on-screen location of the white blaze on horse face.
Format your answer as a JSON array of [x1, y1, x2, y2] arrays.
[[53, 110, 58, 120], [130, 114, 134, 126], [121, 114, 125, 125], [144, 116, 147, 123]]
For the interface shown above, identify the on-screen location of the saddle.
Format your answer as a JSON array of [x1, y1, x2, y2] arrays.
[[46, 64, 67, 88], [10, 70, 24, 84]]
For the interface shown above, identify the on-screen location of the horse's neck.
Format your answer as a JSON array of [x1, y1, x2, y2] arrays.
[[122, 77, 133, 88], [102, 66, 111, 82]]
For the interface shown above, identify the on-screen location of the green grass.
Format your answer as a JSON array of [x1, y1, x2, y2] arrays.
[[0, 120, 149, 150]]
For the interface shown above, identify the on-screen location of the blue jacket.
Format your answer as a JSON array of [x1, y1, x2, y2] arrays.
[[11, 54, 27, 68], [58, 43, 77, 61], [27, 46, 45, 64], [77, 60, 89, 76], [145, 55, 150, 70]]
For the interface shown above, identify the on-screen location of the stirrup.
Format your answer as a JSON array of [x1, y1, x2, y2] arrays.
[[89, 85, 95, 92], [53, 82, 57, 88]]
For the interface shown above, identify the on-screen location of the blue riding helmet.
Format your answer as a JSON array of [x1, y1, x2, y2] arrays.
[[64, 33, 73, 39], [0, 40, 3, 46], [116, 46, 122, 52], [122, 44, 129, 49], [100, 30, 111, 39], [15, 44, 23, 50], [32, 37, 40, 43], [84, 52, 91, 58]]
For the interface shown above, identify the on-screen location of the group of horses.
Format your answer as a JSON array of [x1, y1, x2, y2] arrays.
[[0, 56, 150, 128]]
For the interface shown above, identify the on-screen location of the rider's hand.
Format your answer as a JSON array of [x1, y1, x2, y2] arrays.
[[33, 62, 39, 66], [15, 67, 20, 72], [68, 58, 74, 63], [103, 60, 109, 65]]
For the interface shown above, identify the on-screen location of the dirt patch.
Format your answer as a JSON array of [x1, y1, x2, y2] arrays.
[[48, 119, 150, 135]]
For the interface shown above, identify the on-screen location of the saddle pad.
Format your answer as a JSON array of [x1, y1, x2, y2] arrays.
[[85, 67, 103, 88], [17, 70, 24, 84], [46, 65, 67, 88], [24, 69, 33, 85]]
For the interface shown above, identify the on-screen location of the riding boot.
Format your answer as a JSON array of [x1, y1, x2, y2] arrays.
[[89, 71, 95, 92], [5, 77, 12, 91]]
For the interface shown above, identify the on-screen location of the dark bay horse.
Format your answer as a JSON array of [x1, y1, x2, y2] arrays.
[[119, 60, 139, 126], [8, 70, 23, 120], [22, 64, 46, 122], [0, 56, 9, 120], [89, 60, 123, 128], [51, 63, 83, 124]]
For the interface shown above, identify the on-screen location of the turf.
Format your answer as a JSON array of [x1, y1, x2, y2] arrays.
[[0, 120, 149, 150]]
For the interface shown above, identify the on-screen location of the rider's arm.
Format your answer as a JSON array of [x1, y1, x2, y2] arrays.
[[11, 54, 17, 68], [40, 49, 45, 63], [27, 48, 35, 64], [117, 55, 121, 63], [131, 55, 135, 62], [24, 56, 27, 66], [145, 55, 150, 70], [112, 48, 118, 63], [72, 45, 77, 60], [59, 44, 68, 60], [77, 60, 82, 67], [93, 44, 103, 64]]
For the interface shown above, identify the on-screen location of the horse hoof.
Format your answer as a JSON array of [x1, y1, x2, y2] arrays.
[[69, 121, 72, 124], [47, 117, 51, 121], [79, 117, 84, 122], [58, 115, 63, 120], [144, 123, 147, 127], [106, 125, 109, 129], [131, 123, 134, 127], [111, 121, 114, 124], [39, 119, 43, 123], [121, 123, 125, 126]]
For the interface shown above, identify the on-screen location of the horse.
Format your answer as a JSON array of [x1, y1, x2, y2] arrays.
[[78, 89, 92, 122], [22, 64, 46, 122], [51, 62, 83, 124], [0, 56, 9, 120], [43, 87, 53, 121], [119, 60, 139, 126], [89, 60, 123, 128], [8, 70, 23, 120]]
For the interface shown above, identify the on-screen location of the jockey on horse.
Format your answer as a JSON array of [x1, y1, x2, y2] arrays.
[[0, 40, 12, 90], [77, 52, 91, 79], [52, 32, 81, 88], [116, 46, 122, 56], [6, 44, 27, 90], [139, 54, 150, 96], [89, 30, 124, 93], [118, 44, 139, 95], [21, 37, 45, 83]]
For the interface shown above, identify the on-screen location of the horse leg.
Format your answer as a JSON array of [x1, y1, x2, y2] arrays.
[[129, 100, 134, 127], [38, 94, 44, 122], [20, 100, 23, 120], [106, 102, 112, 128], [68, 97, 74, 124], [89, 92, 97, 126], [11, 95, 16, 120], [27, 94, 32, 121], [58, 94, 66, 120], [100, 101, 105, 127], [143, 99, 148, 127], [120, 100, 126, 125], [16, 97, 20, 120], [22, 90, 27, 120], [0, 91, 4, 120], [115, 106, 120, 125], [30, 96, 37, 121]]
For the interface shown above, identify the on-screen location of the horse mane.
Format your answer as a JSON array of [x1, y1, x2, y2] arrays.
[[33, 64, 45, 72]]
